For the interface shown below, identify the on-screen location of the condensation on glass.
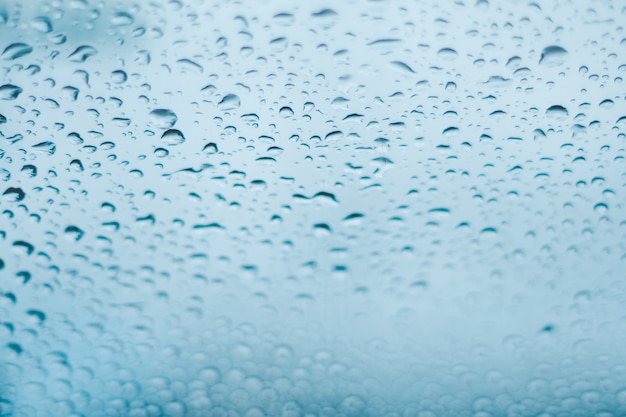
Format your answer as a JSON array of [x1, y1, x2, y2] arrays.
[[1, 0, 625, 416]]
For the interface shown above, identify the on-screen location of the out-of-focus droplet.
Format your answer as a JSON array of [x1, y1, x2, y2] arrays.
[[31, 17, 53, 32], [111, 11, 134, 26]]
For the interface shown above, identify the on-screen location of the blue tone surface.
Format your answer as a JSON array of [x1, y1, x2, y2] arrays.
[[1, 1, 626, 416]]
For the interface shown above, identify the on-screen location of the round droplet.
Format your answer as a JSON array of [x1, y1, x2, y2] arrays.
[[150, 109, 178, 128], [0, 84, 22, 100], [111, 70, 127, 83], [279, 106, 294, 117], [161, 129, 186, 145], [437, 47, 458, 60], [546, 105, 568, 119], [64, 225, 85, 241], [202, 142, 218, 154], [31, 17, 53, 32], [111, 12, 134, 26], [2, 187, 25, 202]]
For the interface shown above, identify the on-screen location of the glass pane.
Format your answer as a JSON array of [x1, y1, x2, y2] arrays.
[[1, 0, 625, 416]]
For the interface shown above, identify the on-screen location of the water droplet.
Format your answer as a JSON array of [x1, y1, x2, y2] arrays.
[[539, 45, 568, 66], [202, 142, 218, 154], [161, 129, 186, 146], [279, 106, 294, 117], [111, 70, 127, 83], [312, 8, 337, 18], [437, 47, 458, 60], [0, 84, 22, 100], [594, 202, 608, 213], [64, 226, 85, 241], [2, 43, 33, 60], [111, 11, 134, 26], [218, 94, 241, 110], [2, 187, 25, 202], [390, 60, 415, 73], [68, 45, 98, 62], [150, 109, 178, 128]]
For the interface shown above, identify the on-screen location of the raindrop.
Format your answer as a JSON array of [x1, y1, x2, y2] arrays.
[[64, 225, 85, 241], [150, 109, 178, 128], [20, 165, 37, 178], [437, 47, 458, 60], [2, 187, 25, 202], [312, 8, 337, 18], [68, 45, 98, 62], [539, 45, 568, 66], [202, 142, 218, 154], [111, 11, 134, 25], [31, 17, 53, 32], [546, 105, 568, 118], [279, 106, 294, 117], [2, 43, 33, 60], [111, 70, 127, 83], [390, 60, 415, 73], [0, 84, 22, 100], [161, 129, 186, 145], [218, 94, 241, 110]]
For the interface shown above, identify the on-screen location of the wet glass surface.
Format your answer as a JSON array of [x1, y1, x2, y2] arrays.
[[1, 0, 626, 416]]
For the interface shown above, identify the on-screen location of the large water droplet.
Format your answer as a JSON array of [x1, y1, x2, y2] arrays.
[[0, 84, 22, 100], [161, 129, 186, 145], [150, 109, 178, 128], [2, 187, 25, 202], [539, 45, 568, 67], [218, 94, 241, 110], [68, 45, 98, 62], [2, 43, 33, 60]]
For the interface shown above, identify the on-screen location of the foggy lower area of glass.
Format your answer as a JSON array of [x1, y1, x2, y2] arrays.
[[1, 0, 625, 416]]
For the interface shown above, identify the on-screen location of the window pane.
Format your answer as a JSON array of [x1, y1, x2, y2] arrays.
[[1, 1, 625, 416]]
